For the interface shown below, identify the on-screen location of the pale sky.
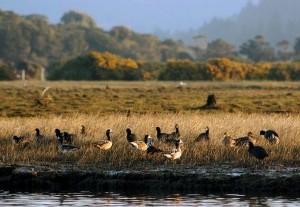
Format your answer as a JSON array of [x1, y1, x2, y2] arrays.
[[0, 0, 260, 33]]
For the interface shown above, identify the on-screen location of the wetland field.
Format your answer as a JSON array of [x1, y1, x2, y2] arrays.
[[0, 80, 300, 116], [0, 81, 300, 193]]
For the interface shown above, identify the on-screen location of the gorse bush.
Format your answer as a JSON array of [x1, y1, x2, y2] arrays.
[[207, 58, 247, 80], [49, 55, 300, 81], [49, 51, 141, 80]]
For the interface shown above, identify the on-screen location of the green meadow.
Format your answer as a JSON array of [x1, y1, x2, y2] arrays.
[[0, 81, 300, 117]]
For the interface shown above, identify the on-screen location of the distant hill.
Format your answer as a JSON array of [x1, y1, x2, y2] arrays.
[[167, 0, 300, 48]]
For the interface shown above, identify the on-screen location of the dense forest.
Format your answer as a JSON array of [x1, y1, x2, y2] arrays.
[[1, 9, 300, 81]]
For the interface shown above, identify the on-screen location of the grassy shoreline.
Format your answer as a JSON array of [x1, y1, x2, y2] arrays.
[[0, 81, 299, 193]]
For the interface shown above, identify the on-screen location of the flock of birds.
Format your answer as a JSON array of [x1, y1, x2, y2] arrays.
[[12, 124, 280, 161]]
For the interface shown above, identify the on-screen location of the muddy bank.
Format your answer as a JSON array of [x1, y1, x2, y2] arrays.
[[0, 164, 299, 194]]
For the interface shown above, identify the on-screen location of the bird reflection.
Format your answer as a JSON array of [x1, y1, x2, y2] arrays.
[[172, 193, 182, 206], [59, 195, 67, 205]]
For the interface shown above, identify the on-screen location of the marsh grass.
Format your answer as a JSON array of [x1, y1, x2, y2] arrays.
[[0, 113, 299, 169], [1, 81, 300, 117]]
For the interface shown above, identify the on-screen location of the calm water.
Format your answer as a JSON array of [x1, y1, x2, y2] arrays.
[[0, 191, 299, 206]]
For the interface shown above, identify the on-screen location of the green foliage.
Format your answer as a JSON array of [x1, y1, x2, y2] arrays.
[[137, 62, 166, 80], [85, 28, 121, 54], [239, 35, 276, 62], [176, 51, 194, 60], [160, 39, 184, 61], [109, 27, 162, 61], [268, 62, 300, 81], [245, 63, 271, 80], [205, 39, 237, 59], [110, 26, 132, 41], [48, 55, 96, 80], [0, 11, 30, 62], [268, 63, 290, 81], [159, 59, 210, 80], [0, 10, 169, 75], [2, 10, 300, 81], [288, 63, 300, 80], [0, 60, 14, 80], [61, 10, 96, 28], [277, 40, 293, 61]]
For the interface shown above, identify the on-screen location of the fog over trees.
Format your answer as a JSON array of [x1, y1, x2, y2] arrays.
[[162, 0, 300, 48]]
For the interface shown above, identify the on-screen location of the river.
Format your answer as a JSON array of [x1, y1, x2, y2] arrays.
[[1, 191, 299, 206]]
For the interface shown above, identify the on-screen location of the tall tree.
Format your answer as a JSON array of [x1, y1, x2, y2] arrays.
[[160, 39, 180, 61], [205, 39, 237, 59], [110, 26, 132, 41], [239, 35, 275, 62], [61, 10, 96, 28], [277, 40, 292, 61], [0, 11, 30, 63]]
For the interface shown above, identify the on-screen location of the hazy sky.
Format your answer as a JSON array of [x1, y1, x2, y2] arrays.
[[0, 0, 259, 33]]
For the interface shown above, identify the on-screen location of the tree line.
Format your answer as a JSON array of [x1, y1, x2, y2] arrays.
[[1, 10, 300, 80]]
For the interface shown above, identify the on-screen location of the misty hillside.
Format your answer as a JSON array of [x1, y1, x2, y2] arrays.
[[173, 0, 300, 47]]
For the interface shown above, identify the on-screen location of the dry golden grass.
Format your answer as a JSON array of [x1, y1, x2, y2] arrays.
[[0, 112, 299, 169]]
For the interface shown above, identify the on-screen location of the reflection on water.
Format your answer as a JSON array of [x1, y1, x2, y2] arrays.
[[0, 191, 299, 206]]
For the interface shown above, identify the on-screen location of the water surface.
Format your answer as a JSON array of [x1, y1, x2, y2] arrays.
[[1, 191, 299, 206]]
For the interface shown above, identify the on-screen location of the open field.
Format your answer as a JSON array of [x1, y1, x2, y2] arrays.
[[0, 113, 299, 168], [1, 81, 300, 193], [0, 81, 299, 167], [0, 81, 300, 117]]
